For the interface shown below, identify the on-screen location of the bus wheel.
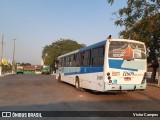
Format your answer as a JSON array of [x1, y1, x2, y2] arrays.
[[58, 74, 61, 83], [75, 78, 81, 91]]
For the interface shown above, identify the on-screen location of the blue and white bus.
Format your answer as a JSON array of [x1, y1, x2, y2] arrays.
[[56, 38, 147, 91]]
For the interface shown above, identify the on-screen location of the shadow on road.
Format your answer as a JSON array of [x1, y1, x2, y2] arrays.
[[60, 81, 128, 96]]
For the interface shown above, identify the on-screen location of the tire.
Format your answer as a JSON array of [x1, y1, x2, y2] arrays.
[[75, 77, 81, 91], [58, 74, 61, 83]]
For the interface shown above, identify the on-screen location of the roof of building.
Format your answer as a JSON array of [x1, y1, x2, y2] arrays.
[[35, 65, 43, 70], [23, 66, 35, 71]]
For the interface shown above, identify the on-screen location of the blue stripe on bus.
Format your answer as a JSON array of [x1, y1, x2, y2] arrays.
[[63, 59, 139, 76], [109, 59, 138, 71], [64, 67, 103, 76]]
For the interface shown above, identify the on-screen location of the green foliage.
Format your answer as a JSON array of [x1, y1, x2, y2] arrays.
[[108, 0, 160, 62], [17, 63, 31, 66], [107, 0, 114, 5], [2, 64, 12, 73], [42, 38, 85, 67]]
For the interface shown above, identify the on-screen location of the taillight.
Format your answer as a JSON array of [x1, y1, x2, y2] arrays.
[[107, 72, 112, 84], [109, 80, 112, 83], [107, 72, 110, 76], [107, 72, 111, 80]]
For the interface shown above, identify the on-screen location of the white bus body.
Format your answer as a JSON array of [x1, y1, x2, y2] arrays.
[[56, 39, 147, 91]]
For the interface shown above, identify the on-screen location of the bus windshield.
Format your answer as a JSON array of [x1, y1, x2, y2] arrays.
[[108, 41, 146, 60]]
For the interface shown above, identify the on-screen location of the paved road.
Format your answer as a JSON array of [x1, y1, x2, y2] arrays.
[[0, 74, 159, 120]]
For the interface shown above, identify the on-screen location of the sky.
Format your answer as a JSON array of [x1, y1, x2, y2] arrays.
[[0, 0, 126, 65]]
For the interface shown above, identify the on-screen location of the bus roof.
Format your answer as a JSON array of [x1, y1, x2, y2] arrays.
[[58, 40, 106, 58], [109, 39, 145, 44], [58, 39, 145, 59]]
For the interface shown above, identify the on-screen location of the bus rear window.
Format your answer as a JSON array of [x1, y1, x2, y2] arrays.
[[108, 41, 146, 59]]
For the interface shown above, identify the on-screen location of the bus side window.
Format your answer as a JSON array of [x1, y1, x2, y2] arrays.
[[91, 48, 98, 66], [75, 53, 78, 66], [99, 46, 104, 66], [91, 46, 104, 66], [99, 47, 104, 56], [70, 54, 75, 67], [66, 56, 70, 67], [61, 58, 63, 67], [58, 59, 61, 67], [82, 50, 91, 66], [62, 57, 66, 67], [75, 53, 82, 67]]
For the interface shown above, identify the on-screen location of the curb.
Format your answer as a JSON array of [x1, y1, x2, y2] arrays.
[[0, 73, 14, 77]]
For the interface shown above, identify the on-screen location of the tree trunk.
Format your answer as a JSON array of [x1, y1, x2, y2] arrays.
[[151, 68, 157, 82]]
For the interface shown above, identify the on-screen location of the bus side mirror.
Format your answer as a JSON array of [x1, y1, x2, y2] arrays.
[[55, 60, 59, 70]]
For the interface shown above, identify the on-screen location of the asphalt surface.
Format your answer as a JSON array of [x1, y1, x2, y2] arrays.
[[0, 74, 159, 120]]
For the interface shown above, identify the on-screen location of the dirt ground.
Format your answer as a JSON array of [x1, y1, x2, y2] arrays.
[[0, 74, 159, 120]]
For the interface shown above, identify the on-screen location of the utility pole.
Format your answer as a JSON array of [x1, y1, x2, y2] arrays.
[[12, 39, 16, 74], [158, 58, 160, 87], [0, 34, 4, 75]]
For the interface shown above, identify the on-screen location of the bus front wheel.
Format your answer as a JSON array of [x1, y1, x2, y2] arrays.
[[75, 77, 81, 91], [58, 74, 61, 83]]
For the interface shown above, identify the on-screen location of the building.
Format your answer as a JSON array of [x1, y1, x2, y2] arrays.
[[35, 66, 42, 74], [23, 66, 35, 74]]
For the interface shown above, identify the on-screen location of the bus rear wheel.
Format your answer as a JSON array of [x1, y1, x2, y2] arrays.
[[75, 78, 81, 91]]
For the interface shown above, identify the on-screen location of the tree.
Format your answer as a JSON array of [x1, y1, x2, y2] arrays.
[[17, 63, 31, 66], [107, 0, 160, 82], [2, 64, 12, 73], [42, 38, 85, 70]]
